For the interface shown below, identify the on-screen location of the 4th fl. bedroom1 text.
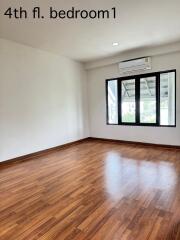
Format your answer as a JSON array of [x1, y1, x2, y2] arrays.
[[4, 7, 117, 20]]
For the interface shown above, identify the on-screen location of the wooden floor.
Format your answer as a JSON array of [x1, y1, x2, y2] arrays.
[[0, 140, 180, 240]]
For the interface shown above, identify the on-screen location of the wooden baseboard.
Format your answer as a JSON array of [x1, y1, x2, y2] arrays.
[[88, 137, 180, 149], [0, 138, 91, 168], [1, 137, 179, 168]]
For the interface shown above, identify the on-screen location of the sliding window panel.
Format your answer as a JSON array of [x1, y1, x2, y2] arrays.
[[107, 80, 118, 124], [160, 72, 176, 126], [140, 76, 157, 124], [121, 79, 136, 123]]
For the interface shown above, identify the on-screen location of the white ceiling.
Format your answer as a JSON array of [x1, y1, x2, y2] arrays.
[[1, 0, 180, 63]]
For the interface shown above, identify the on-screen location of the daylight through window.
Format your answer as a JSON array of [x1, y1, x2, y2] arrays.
[[106, 70, 176, 126]]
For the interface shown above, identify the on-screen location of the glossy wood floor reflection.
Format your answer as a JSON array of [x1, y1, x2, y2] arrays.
[[0, 140, 180, 240]]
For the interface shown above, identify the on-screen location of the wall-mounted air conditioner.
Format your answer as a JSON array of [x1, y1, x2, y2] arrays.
[[119, 57, 152, 75]]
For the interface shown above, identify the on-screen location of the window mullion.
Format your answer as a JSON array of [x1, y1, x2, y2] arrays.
[[156, 74, 160, 126], [118, 79, 122, 124], [135, 77, 140, 124]]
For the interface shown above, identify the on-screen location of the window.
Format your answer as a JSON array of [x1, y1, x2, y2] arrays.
[[160, 72, 176, 126], [107, 80, 118, 124], [121, 79, 136, 123], [140, 76, 156, 124], [106, 70, 176, 127]]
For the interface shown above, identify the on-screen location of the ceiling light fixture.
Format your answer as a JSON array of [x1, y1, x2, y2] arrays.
[[112, 42, 119, 46]]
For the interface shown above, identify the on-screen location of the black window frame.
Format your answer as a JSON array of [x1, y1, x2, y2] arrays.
[[106, 69, 176, 127]]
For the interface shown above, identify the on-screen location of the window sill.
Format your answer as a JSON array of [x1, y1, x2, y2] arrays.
[[107, 123, 176, 128]]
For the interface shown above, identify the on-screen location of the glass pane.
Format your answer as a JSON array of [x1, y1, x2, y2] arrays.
[[107, 80, 118, 124], [160, 72, 175, 126], [121, 79, 136, 123], [140, 76, 156, 123]]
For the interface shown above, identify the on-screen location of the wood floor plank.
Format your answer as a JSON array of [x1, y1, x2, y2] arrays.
[[0, 140, 180, 240]]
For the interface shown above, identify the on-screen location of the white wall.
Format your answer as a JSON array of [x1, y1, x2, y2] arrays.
[[0, 39, 89, 162], [87, 52, 180, 146]]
